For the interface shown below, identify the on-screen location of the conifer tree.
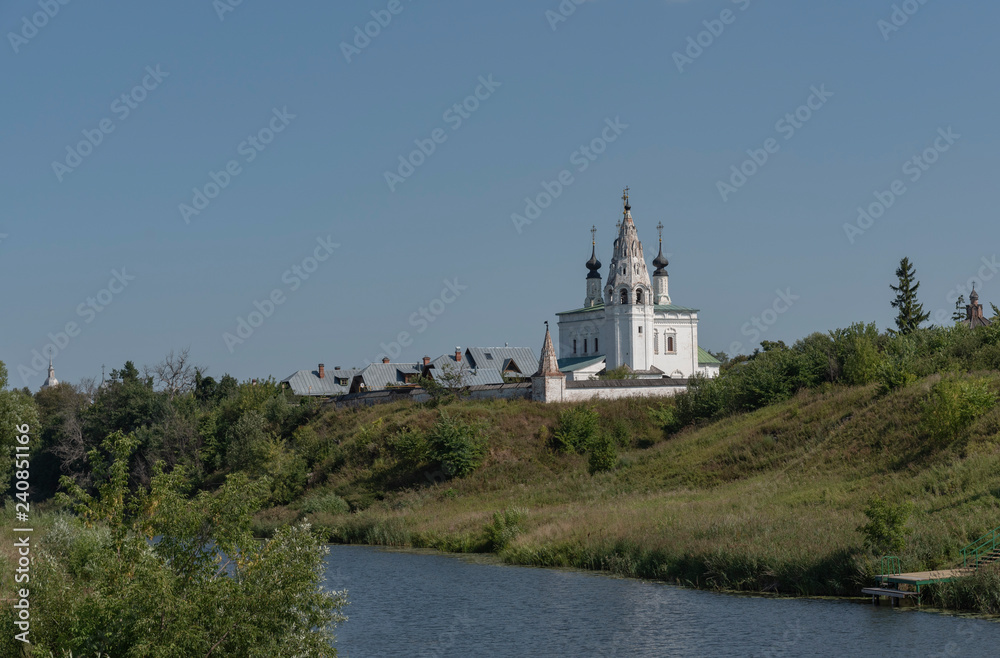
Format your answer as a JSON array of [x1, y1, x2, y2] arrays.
[[952, 294, 966, 323], [890, 257, 930, 335]]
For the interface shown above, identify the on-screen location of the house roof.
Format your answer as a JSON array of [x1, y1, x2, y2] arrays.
[[557, 355, 606, 372], [354, 363, 423, 390], [425, 355, 506, 387], [464, 346, 536, 373], [698, 347, 722, 365], [281, 368, 361, 396]]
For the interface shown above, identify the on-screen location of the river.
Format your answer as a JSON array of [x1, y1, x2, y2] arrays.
[[323, 545, 1000, 657]]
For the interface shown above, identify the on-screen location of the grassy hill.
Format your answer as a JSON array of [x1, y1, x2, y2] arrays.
[[259, 369, 1000, 610]]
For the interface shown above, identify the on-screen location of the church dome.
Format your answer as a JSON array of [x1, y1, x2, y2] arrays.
[[41, 359, 59, 389], [653, 244, 669, 276], [586, 244, 602, 279], [971, 288, 979, 303]]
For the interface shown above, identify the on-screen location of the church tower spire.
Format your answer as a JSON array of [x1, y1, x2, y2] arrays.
[[652, 221, 671, 305], [584, 225, 602, 308], [41, 358, 59, 390], [603, 187, 654, 371]]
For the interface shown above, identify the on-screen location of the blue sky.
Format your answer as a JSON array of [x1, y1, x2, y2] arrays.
[[3, 0, 998, 388]]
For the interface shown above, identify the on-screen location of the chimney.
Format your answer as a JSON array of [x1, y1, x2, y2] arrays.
[[382, 357, 391, 364], [423, 355, 431, 366], [455, 346, 462, 362], [318, 364, 325, 379]]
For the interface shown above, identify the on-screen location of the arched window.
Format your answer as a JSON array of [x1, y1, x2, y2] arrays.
[[636, 289, 643, 305], [620, 288, 628, 305], [583, 338, 588, 354], [667, 335, 675, 353], [573, 339, 577, 355]]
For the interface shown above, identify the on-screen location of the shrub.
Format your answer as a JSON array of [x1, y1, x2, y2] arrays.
[[921, 376, 996, 442], [553, 406, 599, 453], [300, 490, 351, 516], [858, 495, 913, 555], [484, 507, 527, 551], [426, 412, 487, 479], [588, 433, 618, 475]]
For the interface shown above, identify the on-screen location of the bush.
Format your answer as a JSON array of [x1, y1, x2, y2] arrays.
[[427, 412, 487, 479], [300, 490, 351, 516], [922, 376, 996, 442], [553, 406, 599, 454], [484, 507, 527, 551], [588, 433, 618, 475], [858, 495, 913, 555]]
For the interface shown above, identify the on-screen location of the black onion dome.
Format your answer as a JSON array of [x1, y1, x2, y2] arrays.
[[653, 243, 669, 276], [586, 244, 602, 279]]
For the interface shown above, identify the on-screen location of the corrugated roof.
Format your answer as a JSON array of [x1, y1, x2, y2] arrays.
[[425, 356, 506, 387], [698, 347, 722, 365], [464, 347, 536, 374], [355, 363, 422, 390], [281, 368, 360, 396]]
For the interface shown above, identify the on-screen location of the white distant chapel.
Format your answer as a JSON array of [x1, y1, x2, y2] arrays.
[[555, 189, 720, 381]]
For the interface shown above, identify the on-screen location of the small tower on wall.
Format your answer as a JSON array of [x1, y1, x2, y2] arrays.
[[652, 222, 670, 305], [603, 187, 655, 371], [532, 322, 565, 402], [584, 225, 603, 308]]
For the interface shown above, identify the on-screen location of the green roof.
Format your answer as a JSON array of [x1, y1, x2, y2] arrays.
[[557, 302, 699, 315], [557, 355, 606, 372], [698, 347, 722, 365]]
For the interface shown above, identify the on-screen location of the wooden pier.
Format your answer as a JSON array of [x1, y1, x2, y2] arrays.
[[864, 568, 973, 606]]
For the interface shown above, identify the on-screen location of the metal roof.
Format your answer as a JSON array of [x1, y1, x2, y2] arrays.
[[281, 368, 360, 396], [698, 347, 722, 365], [425, 355, 506, 387], [464, 346, 537, 374], [354, 363, 423, 390], [556, 355, 606, 372]]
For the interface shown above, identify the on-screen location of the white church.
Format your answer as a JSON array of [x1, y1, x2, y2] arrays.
[[554, 188, 720, 381]]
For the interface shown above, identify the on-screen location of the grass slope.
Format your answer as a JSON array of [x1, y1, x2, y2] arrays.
[[263, 374, 1000, 607]]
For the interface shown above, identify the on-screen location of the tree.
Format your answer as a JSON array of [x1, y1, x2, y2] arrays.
[[0, 361, 39, 493], [889, 257, 930, 335], [858, 495, 913, 555], [6, 430, 347, 656], [148, 348, 197, 398], [952, 295, 967, 323]]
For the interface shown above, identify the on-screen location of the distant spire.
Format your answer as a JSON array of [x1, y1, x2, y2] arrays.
[[622, 186, 633, 225], [586, 225, 602, 278], [653, 221, 669, 275], [534, 322, 564, 378], [41, 358, 59, 389]]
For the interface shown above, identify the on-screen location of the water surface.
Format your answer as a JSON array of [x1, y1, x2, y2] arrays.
[[323, 545, 999, 657]]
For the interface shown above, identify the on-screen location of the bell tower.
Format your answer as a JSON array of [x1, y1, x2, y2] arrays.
[[603, 187, 654, 371]]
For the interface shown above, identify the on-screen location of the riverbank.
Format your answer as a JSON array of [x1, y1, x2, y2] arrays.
[[257, 374, 1000, 613]]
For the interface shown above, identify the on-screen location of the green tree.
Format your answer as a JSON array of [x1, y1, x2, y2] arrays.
[[858, 495, 913, 555], [889, 257, 930, 335], [0, 361, 40, 493], [10, 430, 347, 656], [952, 294, 967, 323]]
